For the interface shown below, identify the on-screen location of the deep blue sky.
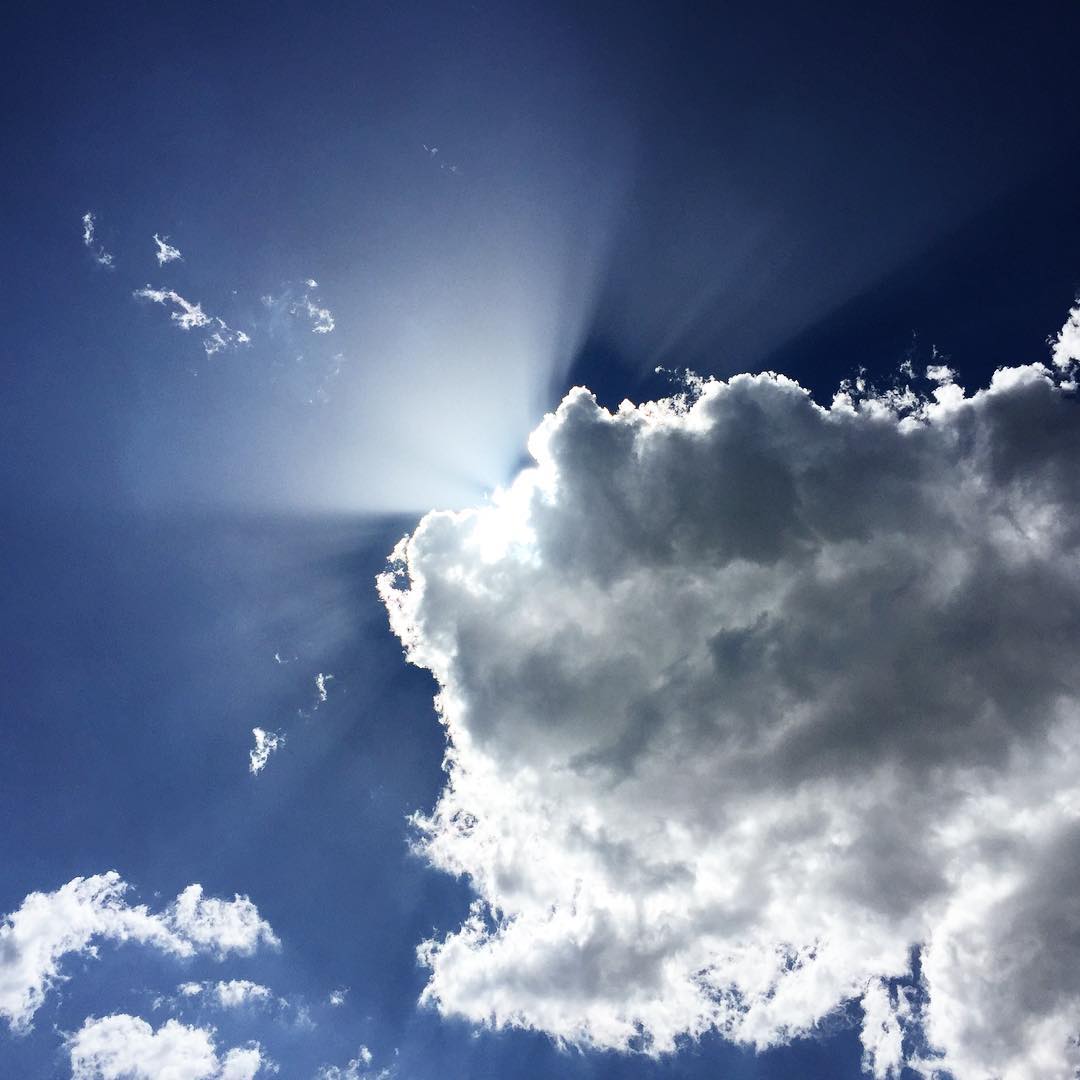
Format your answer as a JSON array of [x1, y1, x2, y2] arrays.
[[3, 2, 1080, 1077]]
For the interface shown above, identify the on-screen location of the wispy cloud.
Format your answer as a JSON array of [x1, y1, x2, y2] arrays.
[[81, 211, 115, 268], [249, 727, 284, 775], [134, 286, 210, 330], [262, 282, 335, 335], [316, 1045, 393, 1080], [302, 295, 335, 334], [203, 320, 251, 356], [172, 979, 276, 1010], [421, 143, 461, 175], [153, 233, 183, 266], [134, 286, 250, 356]]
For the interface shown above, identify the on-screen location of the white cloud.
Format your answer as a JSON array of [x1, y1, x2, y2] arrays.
[[0, 872, 278, 1032], [174, 980, 275, 1009], [68, 1014, 269, 1080], [421, 143, 461, 175], [214, 980, 273, 1009], [135, 286, 211, 330], [170, 885, 279, 959], [134, 287, 250, 356], [860, 979, 916, 1079], [249, 728, 284, 775], [263, 284, 335, 335], [316, 1045, 390, 1080], [1051, 301, 1080, 370], [203, 320, 251, 357], [300, 296, 334, 334], [924, 362, 954, 384], [314, 672, 333, 705], [327, 987, 348, 1007], [154, 234, 183, 266], [81, 211, 115, 268], [379, 307, 1080, 1078]]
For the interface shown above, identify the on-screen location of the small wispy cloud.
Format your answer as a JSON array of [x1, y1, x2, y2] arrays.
[[327, 987, 348, 1007], [314, 672, 333, 705], [249, 728, 283, 775], [262, 282, 335, 334], [153, 233, 182, 266], [203, 320, 250, 357], [175, 979, 276, 1009], [134, 286, 210, 329], [421, 143, 461, 175], [135, 286, 250, 356], [302, 296, 335, 334], [81, 211, 115, 268], [307, 352, 347, 405], [316, 1044, 394, 1080]]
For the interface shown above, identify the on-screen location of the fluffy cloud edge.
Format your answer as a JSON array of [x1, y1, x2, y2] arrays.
[[0, 872, 278, 1033], [67, 1013, 272, 1080]]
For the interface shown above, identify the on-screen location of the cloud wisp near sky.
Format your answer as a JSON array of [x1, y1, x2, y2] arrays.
[[5, 2, 1080, 1078]]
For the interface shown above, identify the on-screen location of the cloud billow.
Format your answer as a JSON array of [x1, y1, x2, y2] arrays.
[[0, 872, 278, 1034], [380, 311, 1080, 1079]]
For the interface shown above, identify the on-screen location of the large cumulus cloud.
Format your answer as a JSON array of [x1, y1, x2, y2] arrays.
[[380, 308, 1080, 1079]]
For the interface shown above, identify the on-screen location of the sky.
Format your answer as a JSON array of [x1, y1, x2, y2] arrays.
[[4, 2, 1080, 1078]]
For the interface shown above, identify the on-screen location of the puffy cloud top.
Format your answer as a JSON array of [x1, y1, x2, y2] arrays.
[[380, 323, 1080, 1079], [67, 1013, 268, 1080]]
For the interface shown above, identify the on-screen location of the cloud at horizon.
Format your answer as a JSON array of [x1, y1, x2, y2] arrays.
[[380, 306, 1080, 1079]]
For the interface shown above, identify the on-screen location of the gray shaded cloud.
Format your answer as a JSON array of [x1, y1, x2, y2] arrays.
[[380, 310, 1080, 1078]]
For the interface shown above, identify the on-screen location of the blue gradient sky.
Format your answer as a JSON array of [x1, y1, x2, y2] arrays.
[[4, 2, 1080, 1077]]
